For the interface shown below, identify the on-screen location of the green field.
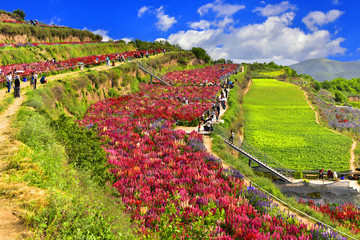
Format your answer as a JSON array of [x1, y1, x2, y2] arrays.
[[243, 79, 352, 171]]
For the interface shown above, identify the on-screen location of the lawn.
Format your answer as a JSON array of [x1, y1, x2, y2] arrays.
[[243, 78, 352, 171]]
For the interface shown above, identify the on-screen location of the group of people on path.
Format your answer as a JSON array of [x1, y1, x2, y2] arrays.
[[5, 71, 21, 98], [319, 168, 342, 180], [199, 81, 233, 132], [4, 71, 46, 98]]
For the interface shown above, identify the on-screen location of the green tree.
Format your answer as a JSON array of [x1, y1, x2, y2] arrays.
[[334, 90, 347, 103], [191, 47, 211, 63], [313, 81, 321, 91], [13, 9, 26, 20]]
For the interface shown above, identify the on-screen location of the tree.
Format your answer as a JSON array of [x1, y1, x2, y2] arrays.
[[191, 47, 211, 63], [13, 9, 26, 20], [334, 90, 347, 103], [313, 81, 321, 91]]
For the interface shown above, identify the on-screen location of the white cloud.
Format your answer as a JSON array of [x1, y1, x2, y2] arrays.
[[253, 1, 296, 17], [189, 17, 235, 31], [333, 0, 340, 5], [155, 6, 177, 31], [86, 29, 112, 42], [303, 10, 344, 31], [167, 12, 345, 62], [138, 6, 150, 17], [121, 38, 132, 43], [213, 16, 234, 28], [189, 20, 211, 30], [197, 0, 245, 17], [155, 38, 167, 42]]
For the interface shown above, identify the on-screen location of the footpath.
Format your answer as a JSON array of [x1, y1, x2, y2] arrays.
[[0, 57, 152, 239]]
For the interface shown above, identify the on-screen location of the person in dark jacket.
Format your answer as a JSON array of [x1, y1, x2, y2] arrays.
[[14, 75, 20, 98]]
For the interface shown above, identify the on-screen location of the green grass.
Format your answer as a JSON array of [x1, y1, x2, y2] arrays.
[[259, 70, 284, 77], [4, 106, 136, 239], [0, 42, 135, 66], [0, 93, 14, 113], [243, 78, 352, 171]]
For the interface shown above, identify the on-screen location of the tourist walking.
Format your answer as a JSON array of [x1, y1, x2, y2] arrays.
[[33, 72, 38, 89], [6, 72, 12, 93], [319, 168, 324, 179], [229, 130, 234, 143], [13, 75, 20, 98]]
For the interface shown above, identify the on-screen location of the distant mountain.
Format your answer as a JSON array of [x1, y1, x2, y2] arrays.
[[232, 58, 298, 66], [290, 58, 360, 82]]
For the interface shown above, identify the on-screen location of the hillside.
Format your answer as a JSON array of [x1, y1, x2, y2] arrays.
[[0, 10, 102, 43], [290, 58, 360, 82]]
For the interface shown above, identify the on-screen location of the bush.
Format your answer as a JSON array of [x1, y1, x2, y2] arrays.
[[294, 170, 303, 179], [191, 47, 211, 63]]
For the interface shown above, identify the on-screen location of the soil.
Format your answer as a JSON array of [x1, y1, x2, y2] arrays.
[[0, 198, 31, 240]]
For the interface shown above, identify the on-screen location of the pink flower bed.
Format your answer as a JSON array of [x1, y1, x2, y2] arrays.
[[300, 199, 360, 235], [78, 65, 348, 238], [0, 49, 162, 84], [165, 64, 237, 85]]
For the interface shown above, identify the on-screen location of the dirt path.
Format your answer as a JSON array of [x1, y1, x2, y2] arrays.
[[303, 91, 358, 172], [0, 58, 150, 239], [0, 198, 31, 240], [0, 95, 31, 239]]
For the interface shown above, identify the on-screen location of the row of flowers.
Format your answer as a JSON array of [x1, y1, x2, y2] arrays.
[[0, 41, 103, 48], [79, 65, 346, 239], [300, 199, 360, 235], [0, 49, 163, 84], [164, 64, 238, 86]]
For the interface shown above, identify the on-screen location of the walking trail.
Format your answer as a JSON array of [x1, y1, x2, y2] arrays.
[[0, 58, 151, 239]]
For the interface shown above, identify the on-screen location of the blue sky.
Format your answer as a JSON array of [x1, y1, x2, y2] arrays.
[[2, 0, 359, 64]]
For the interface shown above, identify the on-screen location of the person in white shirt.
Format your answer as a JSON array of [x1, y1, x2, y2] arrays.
[[6, 73, 12, 93]]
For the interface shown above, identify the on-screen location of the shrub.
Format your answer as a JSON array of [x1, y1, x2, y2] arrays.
[[294, 170, 303, 179]]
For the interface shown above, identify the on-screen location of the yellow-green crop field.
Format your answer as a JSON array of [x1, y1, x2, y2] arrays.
[[243, 79, 352, 171], [259, 70, 284, 77]]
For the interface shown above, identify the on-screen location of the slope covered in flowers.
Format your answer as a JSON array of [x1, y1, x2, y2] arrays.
[[300, 199, 360, 236], [80, 65, 346, 239], [0, 49, 161, 84]]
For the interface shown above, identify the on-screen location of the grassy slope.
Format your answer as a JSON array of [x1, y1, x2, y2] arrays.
[[0, 42, 135, 65], [243, 78, 352, 171], [2, 52, 197, 239], [211, 70, 357, 239], [0, 22, 101, 43]]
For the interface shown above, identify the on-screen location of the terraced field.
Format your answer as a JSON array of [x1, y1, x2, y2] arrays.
[[243, 78, 352, 171]]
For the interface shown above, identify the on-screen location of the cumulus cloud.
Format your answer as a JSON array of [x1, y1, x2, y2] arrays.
[[121, 38, 132, 43], [155, 6, 177, 31], [189, 17, 235, 31], [87, 29, 112, 42], [189, 20, 211, 30], [303, 10, 344, 31], [138, 6, 150, 17], [253, 1, 296, 17], [197, 0, 245, 17], [167, 12, 345, 61]]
